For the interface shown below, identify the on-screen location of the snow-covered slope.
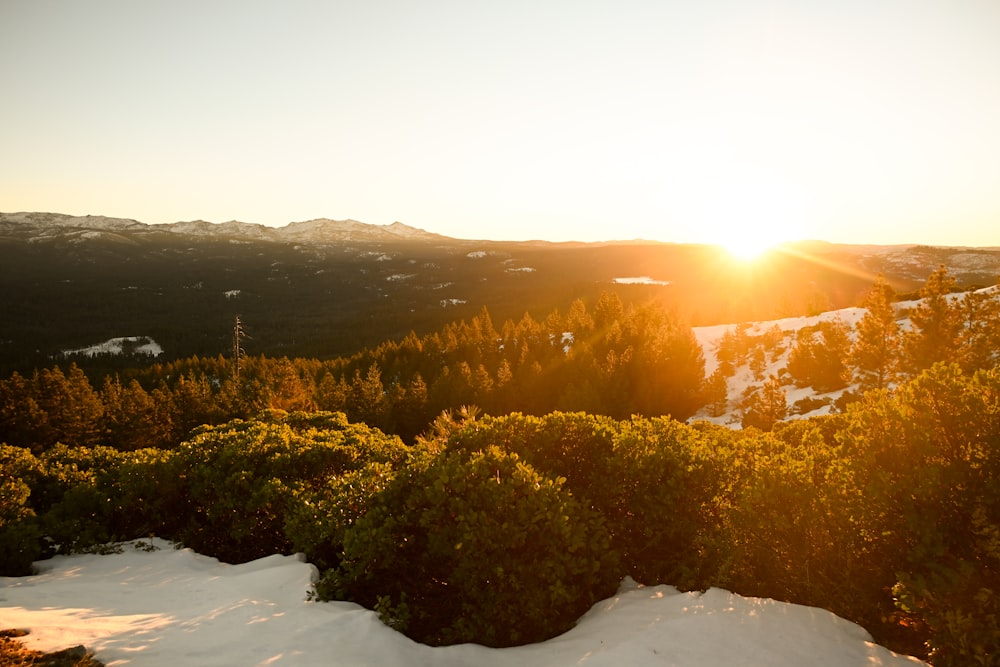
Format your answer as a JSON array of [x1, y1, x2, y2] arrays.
[[692, 285, 1000, 426], [0, 539, 926, 666]]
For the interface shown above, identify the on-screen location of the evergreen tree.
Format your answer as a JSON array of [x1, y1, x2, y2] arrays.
[[750, 345, 767, 381], [904, 266, 961, 374], [703, 368, 730, 417], [101, 375, 171, 450], [0, 372, 47, 450], [33, 364, 104, 449], [265, 357, 316, 412], [851, 276, 902, 392], [394, 373, 429, 442], [349, 365, 386, 428], [168, 373, 226, 438], [315, 372, 349, 413], [740, 375, 787, 431], [955, 287, 1000, 373], [787, 320, 851, 392]]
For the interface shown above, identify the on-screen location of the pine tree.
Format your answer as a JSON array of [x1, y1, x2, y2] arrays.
[[349, 365, 386, 427], [101, 375, 171, 450], [787, 320, 851, 392], [740, 375, 787, 431], [0, 372, 47, 450], [32, 364, 104, 449], [266, 357, 315, 412], [955, 287, 1000, 373], [904, 266, 961, 374], [703, 368, 730, 417], [851, 275, 902, 391]]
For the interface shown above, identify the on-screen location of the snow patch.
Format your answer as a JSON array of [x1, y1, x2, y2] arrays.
[[62, 336, 163, 358], [0, 541, 926, 667], [612, 276, 671, 286]]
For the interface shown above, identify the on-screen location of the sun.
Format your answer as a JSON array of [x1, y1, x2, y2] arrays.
[[720, 231, 782, 261], [691, 173, 803, 262]]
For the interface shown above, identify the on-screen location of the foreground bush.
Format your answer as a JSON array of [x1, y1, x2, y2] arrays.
[[7, 384, 1000, 661], [436, 412, 728, 590], [166, 410, 409, 563], [841, 364, 1000, 665], [0, 445, 44, 574], [316, 446, 620, 647]]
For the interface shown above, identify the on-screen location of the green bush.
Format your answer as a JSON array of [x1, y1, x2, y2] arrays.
[[318, 446, 620, 647], [1, 443, 179, 571], [0, 445, 43, 574], [168, 410, 409, 563], [35, 444, 137, 554], [606, 418, 734, 590], [436, 412, 734, 591], [839, 364, 1000, 662], [283, 461, 399, 571]]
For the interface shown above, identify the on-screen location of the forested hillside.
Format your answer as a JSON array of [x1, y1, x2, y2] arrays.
[[2, 268, 997, 449], [6, 213, 1000, 377]]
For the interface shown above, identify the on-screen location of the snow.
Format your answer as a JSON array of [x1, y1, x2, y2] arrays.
[[612, 276, 671, 285], [689, 287, 998, 425], [0, 539, 925, 667], [691, 306, 872, 425], [62, 336, 163, 358]]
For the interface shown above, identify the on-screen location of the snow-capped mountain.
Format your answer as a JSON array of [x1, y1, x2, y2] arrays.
[[0, 212, 447, 245]]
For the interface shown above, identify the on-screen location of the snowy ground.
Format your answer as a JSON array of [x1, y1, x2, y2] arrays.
[[691, 307, 866, 426], [62, 336, 163, 358], [0, 539, 925, 667], [691, 283, 999, 426]]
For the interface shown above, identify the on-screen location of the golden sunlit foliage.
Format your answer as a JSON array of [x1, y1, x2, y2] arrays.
[[2, 271, 1000, 660], [4, 370, 1000, 661]]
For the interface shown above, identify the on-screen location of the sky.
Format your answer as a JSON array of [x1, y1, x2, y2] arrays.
[[2, 1, 999, 248]]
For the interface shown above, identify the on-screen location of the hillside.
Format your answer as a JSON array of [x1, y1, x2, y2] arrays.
[[3, 212, 999, 375]]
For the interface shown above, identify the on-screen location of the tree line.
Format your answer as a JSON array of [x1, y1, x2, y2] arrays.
[[0, 292, 706, 450], [2, 269, 999, 452]]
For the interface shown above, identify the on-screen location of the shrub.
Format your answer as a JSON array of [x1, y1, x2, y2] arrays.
[[0, 445, 43, 574], [318, 446, 620, 647], [168, 410, 408, 563], [436, 412, 734, 591], [607, 418, 734, 590], [839, 364, 1000, 662], [29, 444, 123, 556], [283, 461, 399, 571]]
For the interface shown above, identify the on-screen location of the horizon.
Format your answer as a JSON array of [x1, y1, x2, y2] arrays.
[[3, 2, 1000, 250], [10, 210, 1000, 250]]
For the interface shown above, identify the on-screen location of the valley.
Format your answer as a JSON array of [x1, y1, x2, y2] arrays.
[[4, 213, 998, 376]]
